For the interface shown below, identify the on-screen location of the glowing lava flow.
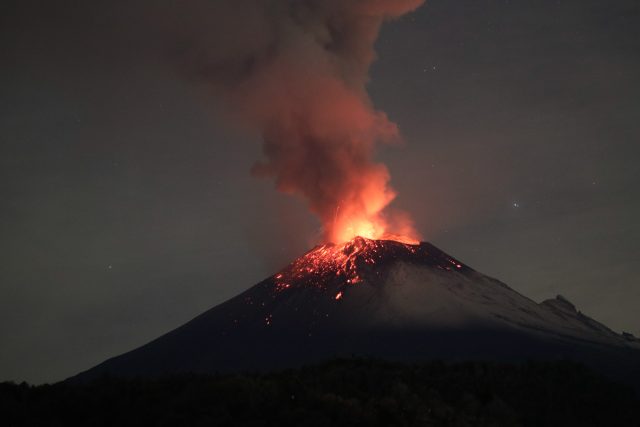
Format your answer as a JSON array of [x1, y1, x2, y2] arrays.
[[272, 237, 428, 293], [271, 236, 467, 307], [297, 237, 414, 285], [259, 237, 468, 328]]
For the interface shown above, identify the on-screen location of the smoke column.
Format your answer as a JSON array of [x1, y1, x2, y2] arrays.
[[173, 0, 425, 243]]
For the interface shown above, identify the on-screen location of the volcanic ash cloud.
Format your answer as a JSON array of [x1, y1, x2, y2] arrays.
[[174, 0, 425, 243]]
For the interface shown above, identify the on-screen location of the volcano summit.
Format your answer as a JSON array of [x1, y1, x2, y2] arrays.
[[72, 238, 640, 385]]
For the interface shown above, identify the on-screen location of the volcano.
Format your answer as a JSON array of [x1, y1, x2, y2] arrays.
[[71, 238, 640, 384]]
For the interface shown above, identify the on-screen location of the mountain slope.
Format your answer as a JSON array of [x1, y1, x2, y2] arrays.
[[70, 238, 640, 384]]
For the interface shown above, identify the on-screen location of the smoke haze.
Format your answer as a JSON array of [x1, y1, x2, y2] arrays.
[[165, 0, 425, 242]]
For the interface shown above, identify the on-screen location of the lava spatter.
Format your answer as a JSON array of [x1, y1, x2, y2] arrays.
[[271, 236, 467, 299]]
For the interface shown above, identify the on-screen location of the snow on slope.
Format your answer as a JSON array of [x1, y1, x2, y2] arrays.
[[365, 261, 633, 348]]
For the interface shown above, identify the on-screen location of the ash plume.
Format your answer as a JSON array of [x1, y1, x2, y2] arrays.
[[171, 0, 425, 242]]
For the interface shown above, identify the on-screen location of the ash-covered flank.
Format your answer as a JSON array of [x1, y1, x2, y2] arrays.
[[70, 238, 640, 388]]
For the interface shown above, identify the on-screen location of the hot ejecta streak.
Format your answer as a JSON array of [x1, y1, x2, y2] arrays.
[[178, 0, 425, 244]]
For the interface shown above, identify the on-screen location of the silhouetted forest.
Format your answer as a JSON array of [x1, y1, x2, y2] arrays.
[[2, 359, 638, 426]]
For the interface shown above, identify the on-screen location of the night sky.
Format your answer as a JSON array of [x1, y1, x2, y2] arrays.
[[2, 0, 639, 384]]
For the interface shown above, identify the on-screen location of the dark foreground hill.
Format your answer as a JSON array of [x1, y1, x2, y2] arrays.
[[3, 359, 639, 427]]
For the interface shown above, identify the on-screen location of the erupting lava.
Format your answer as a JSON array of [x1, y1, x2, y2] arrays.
[[329, 193, 420, 245], [332, 214, 419, 245], [273, 236, 465, 300]]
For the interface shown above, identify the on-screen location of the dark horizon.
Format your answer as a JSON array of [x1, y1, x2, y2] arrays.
[[1, 0, 639, 384]]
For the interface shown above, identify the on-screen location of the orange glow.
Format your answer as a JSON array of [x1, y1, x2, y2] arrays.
[[332, 219, 420, 245], [245, 65, 420, 246], [269, 236, 468, 306], [202, 0, 425, 249], [330, 207, 420, 245], [272, 236, 421, 298]]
